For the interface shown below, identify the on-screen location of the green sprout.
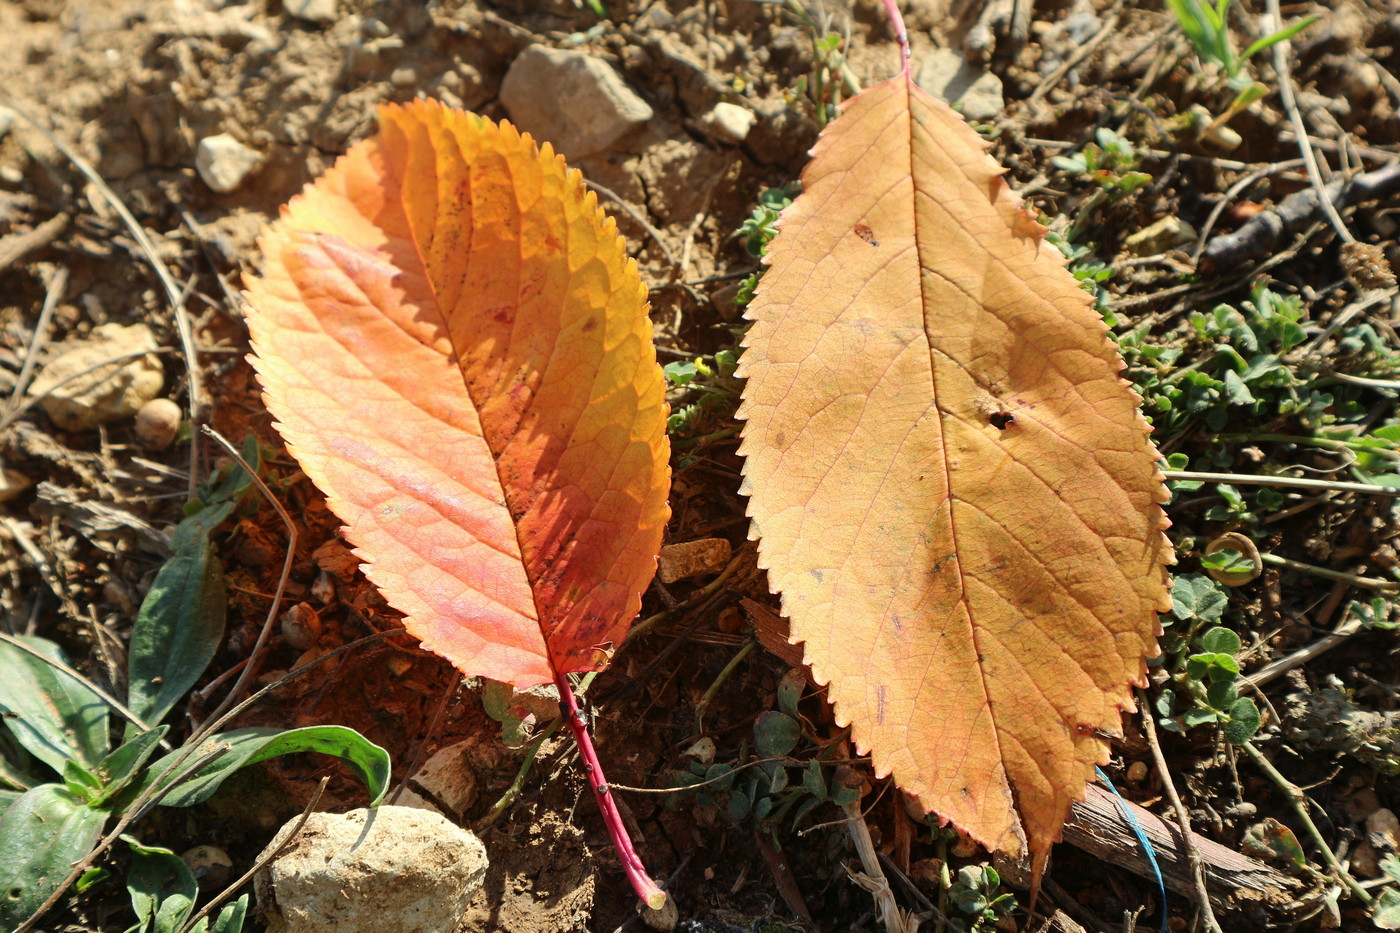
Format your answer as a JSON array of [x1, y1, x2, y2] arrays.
[[1165, 0, 1318, 90]]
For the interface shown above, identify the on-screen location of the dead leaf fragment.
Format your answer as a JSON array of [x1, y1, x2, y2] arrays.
[[737, 73, 1172, 872]]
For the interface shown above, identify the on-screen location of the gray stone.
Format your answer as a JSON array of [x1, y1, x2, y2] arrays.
[[195, 133, 264, 193], [285, 0, 337, 25], [915, 48, 1005, 123], [699, 102, 756, 145], [255, 806, 487, 933], [500, 45, 653, 158]]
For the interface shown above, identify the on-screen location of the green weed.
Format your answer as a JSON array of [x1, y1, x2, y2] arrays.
[[0, 441, 389, 932], [1165, 0, 1318, 91]]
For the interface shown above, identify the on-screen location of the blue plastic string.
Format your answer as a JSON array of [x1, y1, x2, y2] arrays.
[[1095, 765, 1168, 933]]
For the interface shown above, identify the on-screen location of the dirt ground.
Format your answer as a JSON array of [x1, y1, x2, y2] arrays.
[[3, 0, 1400, 931]]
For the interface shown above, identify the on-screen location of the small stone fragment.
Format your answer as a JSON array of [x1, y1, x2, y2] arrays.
[[134, 397, 182, 449], [1126, 760, 1148, 783], [1367, 807, 1400, 852], [500, 46, 653, 158], [699, 102, 756, 145], [681, 737, 716, 765], [916, 48, 1004, 123], [1344, 786, 1381, 823], [657, 537, 731, 583], [280, 602, 322, 650], [1353, 839, 1382, 878], [29, 323, 163, 431], [195, 134, 266, 194], [182, 845, 233, 891], [0, 467, 32, 503], [254, 806, 487, 933], [285, 0, 337, 25], [1124, 215, 1197, 256], [406, 737, 505, 819]]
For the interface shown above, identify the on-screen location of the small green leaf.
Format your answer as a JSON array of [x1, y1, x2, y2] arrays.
[[1373, 887, 1400, 930], [776, 669, 804, 720], [663, 361, 699, 387], [831, 782, 860, 807], [207, 894, 249, 933], [1205, 680, 1238, 710], [93, 727, 170, 806], [728, 789, 752, 821], [1241, 817, 1308, 870], [62, 757, 104, 802], [125, 504, 234, 736], [1182, 707, 1219, 728], [1170, 574, 1227, 623], [802, 759, 827, 799], [1223, 698, 1261, 745], [753, 712, 800, 759], [123, 836, 198, 933], [0, 635, 110, 773], [1199, 626, 1241, 655], [704, 763, 735, 792], [76, 867, 111, 893], [0, 784, 109, 930], [140, 726, 391, 808]]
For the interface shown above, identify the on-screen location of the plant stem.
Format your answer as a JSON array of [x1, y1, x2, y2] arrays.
[[695, 638, 757, 733], [554, 670, 667, 909], [1213, 432, 1399, 460], [1240, 742, 1373, 907], [1259, 553, 1399, 592], [474, 716, 562, 831], [878, 0, 910, 73], [1163, 469, 1400, 497]]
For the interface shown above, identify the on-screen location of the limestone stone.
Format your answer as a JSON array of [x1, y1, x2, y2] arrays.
[[28, 323, 163, 431], [916, 48, 1004, 123], [195, 134, 265, 194], [500, 46, 653, 158], [254, 806, 487, 933]]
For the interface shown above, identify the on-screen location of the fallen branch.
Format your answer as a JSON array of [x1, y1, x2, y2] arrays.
[[1064, 783, 1303, 911], [1199, 163, 1400, 271]]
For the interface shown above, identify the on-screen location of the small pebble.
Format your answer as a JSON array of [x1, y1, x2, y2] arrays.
[[182, 845, 233, 891], [195, 134, 265, 194], [1367, 807, 1400, 851], [280, 602, 322, 650], [699, 102, 756, 145], [134, 398, 182, 449], [285, 0, 337, 25], [0, 467, 32, 503], [1126, 760, 1148, 783]]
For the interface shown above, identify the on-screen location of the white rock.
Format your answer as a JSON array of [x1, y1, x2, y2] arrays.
[[255, 806, 487, 933], [916, 48, 1004, 123], [699, 102, 756, 145], [1124, 215, 1197, 256], [285, 0, 337, 25], [500, 46, 653, 158], [195, 134, 265, 194], [0, 467, 31, 503], [28, 323, 164, 431]]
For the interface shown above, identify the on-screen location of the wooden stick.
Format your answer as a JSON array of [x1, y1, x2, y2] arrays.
[[1064, 784, 1302, 910]]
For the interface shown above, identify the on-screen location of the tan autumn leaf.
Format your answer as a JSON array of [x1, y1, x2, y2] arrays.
[[736, 74, 1173, 872]]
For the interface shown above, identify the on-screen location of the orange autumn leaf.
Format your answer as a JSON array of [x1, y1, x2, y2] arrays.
[[736, 74, 1173, 871], [245, 100, 670, 687]]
